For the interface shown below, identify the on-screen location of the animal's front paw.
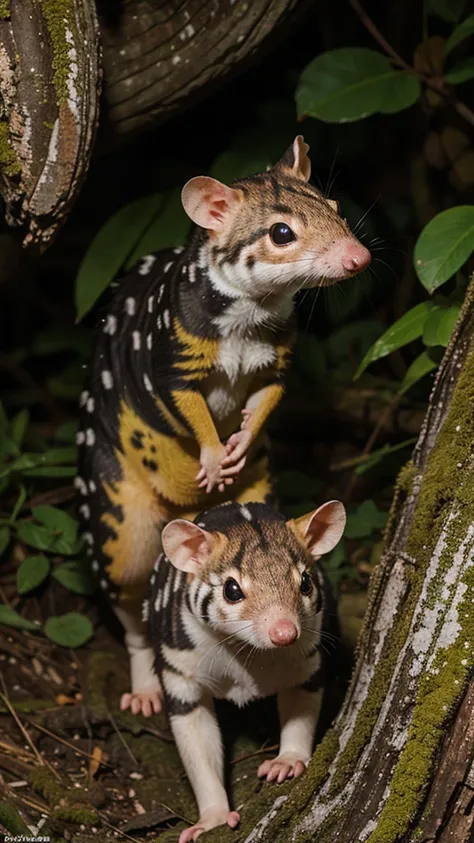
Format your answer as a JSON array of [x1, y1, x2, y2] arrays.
[[179, 808, 240, 842], [196, 444, 230, 493], [120, 688, 163, 717], [220, 429, 252, 480], [258, 752, 309, 784]]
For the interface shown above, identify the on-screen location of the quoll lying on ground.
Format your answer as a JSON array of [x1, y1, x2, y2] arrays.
[[76, 134, 368, 720], [144, 499, 346, 842]]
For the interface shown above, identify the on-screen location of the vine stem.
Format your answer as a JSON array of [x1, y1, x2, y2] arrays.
[[348, 0, 474, 127]]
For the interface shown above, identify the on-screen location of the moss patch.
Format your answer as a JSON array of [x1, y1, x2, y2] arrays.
[[30, 768, 99, 825], [328, 591, 413, 795], [362, 326, 474, 841], [0, 0, 10, 19], [0, 801, 30, 835], [0, 121, 21, 177], [41, 0, 74, 104]]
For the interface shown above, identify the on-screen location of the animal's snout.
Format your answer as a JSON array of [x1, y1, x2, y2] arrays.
[[341, 243, 371, 274], [268, 619, 298, 647]]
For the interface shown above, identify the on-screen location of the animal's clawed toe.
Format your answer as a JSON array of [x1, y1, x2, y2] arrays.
[[179, 809, 241, 842], [120, 689, 163, 716], [258, 753, 308, 783]]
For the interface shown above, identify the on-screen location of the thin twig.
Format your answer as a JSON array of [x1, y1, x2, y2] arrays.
[[0, 690, 60, 778], [24, 718, 113, 769], [231, 743, 279, 766], [97, 813, 140, 843], [108, 712, 139, 767], [348, 0, 474, 127]]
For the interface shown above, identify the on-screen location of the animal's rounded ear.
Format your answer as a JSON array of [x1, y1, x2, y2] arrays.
[[274, 135, 311, 181], [181, 176, 240, 231], [161, 519, 214, 574], [290, 500, 346, 558]]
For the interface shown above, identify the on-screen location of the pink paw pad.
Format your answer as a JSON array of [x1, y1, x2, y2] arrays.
[[258, 756, 307, 784], [120, 689, 162, 717]]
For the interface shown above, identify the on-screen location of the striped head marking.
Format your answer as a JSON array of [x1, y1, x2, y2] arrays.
[[181, 136, 370, 299], [161, 500, 346, 651]]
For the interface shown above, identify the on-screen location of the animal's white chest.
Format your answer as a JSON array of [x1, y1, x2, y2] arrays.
[[217, 335, 276, 383], [203, 335, 276, 423]]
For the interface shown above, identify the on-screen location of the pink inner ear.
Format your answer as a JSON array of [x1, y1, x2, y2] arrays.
[[209, 198, 228, 224]]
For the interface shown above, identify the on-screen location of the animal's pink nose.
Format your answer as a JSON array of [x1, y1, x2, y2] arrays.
[[342, 243, 371, 274], [269, 620, 298, 647]]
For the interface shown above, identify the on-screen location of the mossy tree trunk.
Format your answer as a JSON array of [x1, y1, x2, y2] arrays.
[[0, 0, 310, 250], [213, 283, 474, 843]]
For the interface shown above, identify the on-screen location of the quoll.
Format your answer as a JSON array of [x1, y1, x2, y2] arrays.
[[76, 135, 369, 716], [144, 499, 346, 842]]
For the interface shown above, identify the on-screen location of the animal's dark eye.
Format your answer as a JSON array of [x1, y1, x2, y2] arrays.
[[300, 571, 313, 596], [270, 223, 296, 245], [223, 577, 245, 603]]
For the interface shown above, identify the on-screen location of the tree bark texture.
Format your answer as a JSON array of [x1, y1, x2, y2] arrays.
[[196, 280, 474, 843], [0, 0, 309, 250], [99, 0, 309, 141], [0, 1, 101, 250]]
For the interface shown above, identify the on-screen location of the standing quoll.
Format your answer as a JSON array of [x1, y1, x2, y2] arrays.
[[144, 499, 346, 842], [76, 135, 369, 717]]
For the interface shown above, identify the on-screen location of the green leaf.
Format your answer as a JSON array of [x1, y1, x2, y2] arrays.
[[445, 56, 474, 83], [355, 301, 436, 378], [16, 555, 50, 594], [16, 521, 57, 551], [427, 0, 465, 22], [0, 454, 38, 479], [0, 526, 10, 556], [0, 402, 8, 431], [52, 561, 96, 595], [75, 193, 164, 321], [10, 410, 29, 448], [445, 13, 474, 53], [0, 604, 39, 632], [345, 500, 387, 539], [54, 420, 79, 443], [0, 432, 20, 464], [125, 189, 191, 269], [423, 304, 460, 346], [21, 466, 77, 478], [355, 438, 418, 475], [32, 506, 79, 555], [437, 304, 461, 345], [422, 305, 445, 346], [277, 471, 323, 499], [399, 350, 439, 395], [45, 612, 93, 648], [415, 206, 474, 292], [296, 49, 421, 123], [33, 505, 77, 536], [11, 485, 27, 522], [379, 72, 422, 114], [5, 447, 77, 478]]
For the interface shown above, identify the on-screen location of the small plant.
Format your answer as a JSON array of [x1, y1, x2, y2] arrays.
[[0, 403, 94, 647]]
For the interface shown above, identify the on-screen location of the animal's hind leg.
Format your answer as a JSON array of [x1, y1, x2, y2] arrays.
[[115, 598, 163, 717], [89, 461, 168, 716]]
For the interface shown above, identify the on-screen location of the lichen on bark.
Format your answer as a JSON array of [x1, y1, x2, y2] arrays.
[[41, 0, 75, 105], [0, 121, 21, 177]]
